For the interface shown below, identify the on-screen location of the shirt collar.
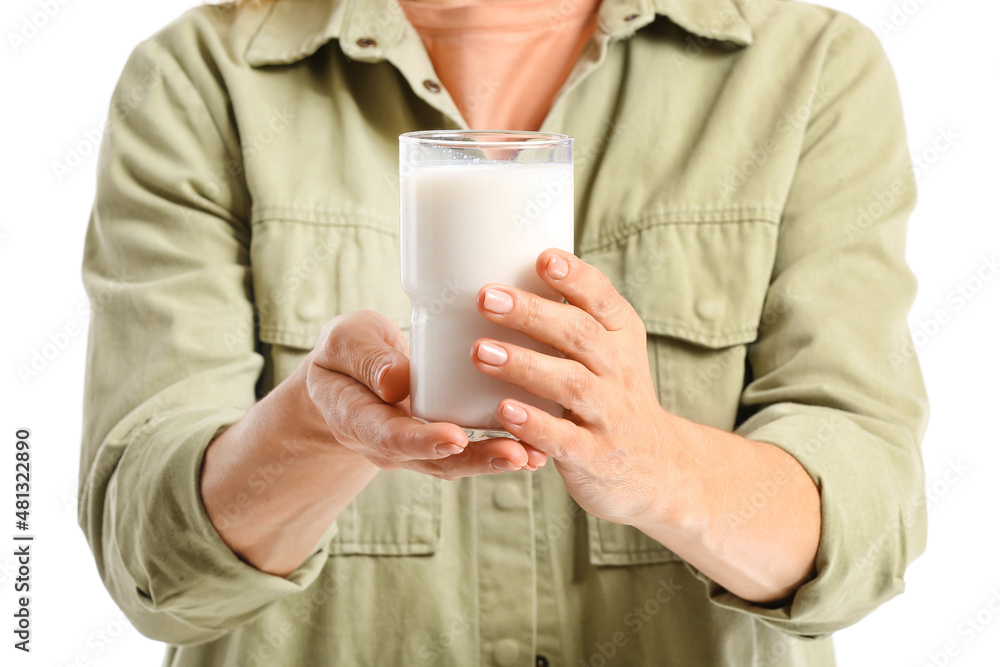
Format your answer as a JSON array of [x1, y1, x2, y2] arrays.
[[245, 0, 753, 68]]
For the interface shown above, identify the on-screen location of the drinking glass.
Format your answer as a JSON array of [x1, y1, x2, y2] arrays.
[[399, 130, 574, 439]]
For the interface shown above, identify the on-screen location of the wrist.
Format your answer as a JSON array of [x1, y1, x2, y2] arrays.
[[201, 358, 378, 572], [628, 411, 711, 547], [286, 354, 340, 442]]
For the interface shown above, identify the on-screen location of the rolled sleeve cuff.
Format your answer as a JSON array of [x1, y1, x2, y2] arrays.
[[104, 406, 336, 641], [684, 405, 924, 639]]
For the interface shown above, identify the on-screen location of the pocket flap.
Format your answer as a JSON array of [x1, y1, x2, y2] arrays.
[[587, 515, 681, 566], [581, 217, 779, 348], [329, 471, 441, 556], [250, 217, 412, 350]]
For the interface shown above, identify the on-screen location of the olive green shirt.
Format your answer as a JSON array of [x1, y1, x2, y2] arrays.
[[79, 0, 929, 665]]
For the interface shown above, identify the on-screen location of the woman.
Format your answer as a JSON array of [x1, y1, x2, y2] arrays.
[[79, 0, 928, 664]]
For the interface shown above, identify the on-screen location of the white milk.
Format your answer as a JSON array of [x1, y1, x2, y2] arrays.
[[401, 161, 574, 431]]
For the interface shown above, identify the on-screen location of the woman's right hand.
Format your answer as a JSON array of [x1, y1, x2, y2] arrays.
[[202, 309, 545, 576], [305, 310, 547, 478]]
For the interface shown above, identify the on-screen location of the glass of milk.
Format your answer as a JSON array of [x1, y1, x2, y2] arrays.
[[399, 131, 574, 439]]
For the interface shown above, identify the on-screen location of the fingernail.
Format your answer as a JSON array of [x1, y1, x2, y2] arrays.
[[501, 402, 528, 425], [491, 459, 519, 472], [477, 341, 508, 366], [483, 288, 514, 314], [375, 362, 392, 389], [547, 254, 569, 279], [435, 443, 464, 457]]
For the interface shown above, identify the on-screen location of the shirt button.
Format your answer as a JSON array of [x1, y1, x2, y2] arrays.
[[493, 639, 520, 666], [356, 37, 377, 48], [423, 79, 442, 93], [536, 657, 550, 667], [493, 483, 523, 510], [297, 301, 321, 321], [695, 297, 723, 320]]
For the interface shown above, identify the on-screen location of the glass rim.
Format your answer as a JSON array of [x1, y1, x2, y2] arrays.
[[399, 130, 572, 148]]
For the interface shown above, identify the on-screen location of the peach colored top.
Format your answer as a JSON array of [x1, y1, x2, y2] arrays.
[[399, 0, 603, 131]]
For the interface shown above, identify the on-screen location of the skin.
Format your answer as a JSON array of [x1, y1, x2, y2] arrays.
[[202, 250, 820, 604]]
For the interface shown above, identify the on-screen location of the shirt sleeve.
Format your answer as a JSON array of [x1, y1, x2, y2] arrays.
[[79, 34, 335, 645], [684, 18, 929, 639]]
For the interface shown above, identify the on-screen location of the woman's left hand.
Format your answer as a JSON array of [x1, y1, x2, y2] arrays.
[[472, 249, 677, 525]]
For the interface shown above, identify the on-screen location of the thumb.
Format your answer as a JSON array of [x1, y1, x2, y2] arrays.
[[313, 310, 411, 404]]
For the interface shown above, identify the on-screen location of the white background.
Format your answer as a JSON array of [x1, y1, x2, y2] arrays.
[[0, 0, 997, 665]]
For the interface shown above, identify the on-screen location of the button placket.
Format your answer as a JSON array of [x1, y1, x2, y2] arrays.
[[376, 13, 466, 127], [530, 468, 571, 666], [476, 473, 536, 666], [493, 482, 525, 510], [493, 638, 520, 666]]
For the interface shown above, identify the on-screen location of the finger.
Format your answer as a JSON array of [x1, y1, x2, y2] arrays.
[[471, 338, 601, 421], [313, 310, 411, 403], [495, 399, 587, 461], [414, 437, 536, 478], [521, 444, 549, 470], [457, 440, 547, 471], [477, 285, 612, 374], [307, 364, 468, 461], [536, 249, 637, 332]]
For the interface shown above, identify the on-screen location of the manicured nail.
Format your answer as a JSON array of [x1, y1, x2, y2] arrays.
[[502, 402, 528, 425], [491, 458, 519, 472], [435, 443, 464, 457], [477, 341, 508, 366], [483, 288, 514, 314], [547, 254, 569, 279]]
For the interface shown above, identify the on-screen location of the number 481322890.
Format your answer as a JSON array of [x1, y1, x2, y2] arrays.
[[15, 428, 30, 530]]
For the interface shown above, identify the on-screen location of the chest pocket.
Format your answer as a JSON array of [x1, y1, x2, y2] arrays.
[[249, 212, 441, 556], [580, 212, 779, 566]]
